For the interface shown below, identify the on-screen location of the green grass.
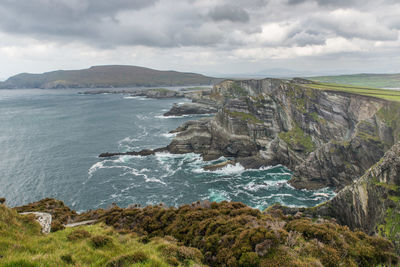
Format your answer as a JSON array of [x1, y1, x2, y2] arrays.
[[308, 73, 400, 89], [0, 204, 200, 266], [303, 82, 400, 102], [225, 109, 263, 124], [278, 126, 316, 154]]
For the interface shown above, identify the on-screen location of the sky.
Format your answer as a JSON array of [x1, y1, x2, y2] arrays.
[[0, 0, 400, 80]]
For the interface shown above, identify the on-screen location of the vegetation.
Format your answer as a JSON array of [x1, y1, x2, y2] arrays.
[[303, 82, 400, 102], [225, 109, 263, 124], [0, 203, 203, 266], [14, 198, 77, 232], [279, 126, 316, 154], [308, 73, 400, 89], [72, 201, 398, 267]]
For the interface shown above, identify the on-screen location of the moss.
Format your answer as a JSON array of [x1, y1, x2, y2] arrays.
[[278, 126, 316, 154], [231, 82, 248, 97], [225, 109, 263, 124]]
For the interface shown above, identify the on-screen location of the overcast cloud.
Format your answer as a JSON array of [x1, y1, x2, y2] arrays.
[[0, 0, 399, 79]]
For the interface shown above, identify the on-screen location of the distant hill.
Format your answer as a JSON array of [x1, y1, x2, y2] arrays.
[[0, 65, 223, 89], [308, 73, 400, 89]]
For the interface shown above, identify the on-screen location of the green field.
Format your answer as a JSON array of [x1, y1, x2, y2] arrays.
[[308, 73, 400, 89], [303, 82, 400, 102]]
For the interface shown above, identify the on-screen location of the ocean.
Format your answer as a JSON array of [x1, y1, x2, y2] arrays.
[[0, 88, 335, 211]]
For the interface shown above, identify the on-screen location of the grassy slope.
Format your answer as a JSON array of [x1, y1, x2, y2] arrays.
[[302, 82, 400, 102], [0, 204, 202, 267], [308, 73, 400, 89]]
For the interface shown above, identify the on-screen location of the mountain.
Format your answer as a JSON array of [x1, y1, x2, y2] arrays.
[[308, 73, 400, 88], [0, 65, 222, 89]]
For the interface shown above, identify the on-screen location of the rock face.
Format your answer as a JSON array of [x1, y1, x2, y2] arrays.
[[20, 212, 52, 234], [163, 102, 217, 116], [316, 142, 400, 254], [166, 78, 398, 191]]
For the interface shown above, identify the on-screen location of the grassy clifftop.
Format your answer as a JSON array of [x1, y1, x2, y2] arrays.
[[308, 73, 400, 89], [0, 203, 204, 266], [2, 199, 398, 266]]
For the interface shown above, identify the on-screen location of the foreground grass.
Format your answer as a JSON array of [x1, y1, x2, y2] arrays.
[[303, 82, 400, 102], [0, 204, 201, 266]]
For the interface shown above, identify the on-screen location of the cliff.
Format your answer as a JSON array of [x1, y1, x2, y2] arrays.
[[0, 65, 222, 89], [164, 78, 399, 191], [315, 141, 400, 254]]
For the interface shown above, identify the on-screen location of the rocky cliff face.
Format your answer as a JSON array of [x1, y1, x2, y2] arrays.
[[315, 142, 400, 253], [167, 78, 399, 191]]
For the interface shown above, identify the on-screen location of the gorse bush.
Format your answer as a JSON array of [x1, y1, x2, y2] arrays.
[[75, 201, 398, 266]]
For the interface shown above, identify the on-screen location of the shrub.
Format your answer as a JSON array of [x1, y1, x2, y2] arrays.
[[90, 235, 113, 248], [239, 252, 260, 267], [60, 254, 74, 264], [107, 251, 148, 267], [67, 229, 91, 241]]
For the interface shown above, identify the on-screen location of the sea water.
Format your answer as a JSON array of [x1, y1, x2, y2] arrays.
[[0, 88, 335, 211]]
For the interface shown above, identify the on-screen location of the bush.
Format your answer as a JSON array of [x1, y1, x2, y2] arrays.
[[239, 252, 260, 267], [107, 251, 148, 267], [60, 254, 74, 264], [90, 235, 113, 248], [67, 229, 91, 241]]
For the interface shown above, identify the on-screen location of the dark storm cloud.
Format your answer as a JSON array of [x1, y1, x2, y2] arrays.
[[0, 0, 158, 37], [208, 5, 250, 23]]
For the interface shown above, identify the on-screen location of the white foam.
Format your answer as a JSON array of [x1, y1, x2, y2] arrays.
[[194, 163, 245, 175], [161, 132, 177, 138], [155, 115, 189, 119], [243, 182, 268, 192], [145, 177, 167, 185], [123, 96, 140, 99]]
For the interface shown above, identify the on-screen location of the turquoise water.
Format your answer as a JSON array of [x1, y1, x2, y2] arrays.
[[0, 89, 335, 211]]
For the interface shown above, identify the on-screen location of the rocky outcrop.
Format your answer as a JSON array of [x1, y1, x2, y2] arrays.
[[99, 147, 168, 157], [81, 88, 185, 98], [164, 78, 397, 191], [20, 212, 52, 234], [315, 141, 400, 253], [130, 89, 184, 99], [163, 102, 217, 116]]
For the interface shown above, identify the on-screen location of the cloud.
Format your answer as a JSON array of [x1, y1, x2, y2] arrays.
[[0, 0, 399, 78], [208, 4, 250, 23]]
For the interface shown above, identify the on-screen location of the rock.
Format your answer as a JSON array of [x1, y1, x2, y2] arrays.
[[314, 141, 400, 254], [65, 220, 97, 228], [163, 78, 394, 192], [130, 89, 184, 99], [81, 88, 184, 98], [163, 102, 217, 116], [99, 147, 168, 158], [203, 160, 235, 171], [20, 212, 52, 234], [0, 198, 5, 204]]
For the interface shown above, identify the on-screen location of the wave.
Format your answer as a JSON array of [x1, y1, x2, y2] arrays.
[[154, 115, 189, 119], [161, 132, 177, 138]]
